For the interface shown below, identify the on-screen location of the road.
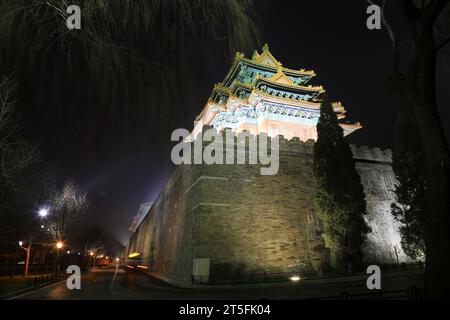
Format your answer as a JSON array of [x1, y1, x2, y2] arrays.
[[10, 268, 424, 300]]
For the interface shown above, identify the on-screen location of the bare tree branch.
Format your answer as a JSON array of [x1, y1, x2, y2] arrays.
[[425, 0, 449, 21], [367, 0, 411, 96], [436, 36, 450, 51], [46, 179, 89, 241], [0, 76, 41, 208]]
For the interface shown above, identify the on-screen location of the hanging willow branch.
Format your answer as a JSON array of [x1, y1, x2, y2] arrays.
[[0, 0, 263, 158]]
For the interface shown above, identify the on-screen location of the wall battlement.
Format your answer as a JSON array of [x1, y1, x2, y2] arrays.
[[191, 126, 392, 163], [350, 144, 393, 163], [191, 125, 315, 155]]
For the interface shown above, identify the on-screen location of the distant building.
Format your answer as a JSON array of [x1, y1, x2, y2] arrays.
[[125, 45, 408, 287]]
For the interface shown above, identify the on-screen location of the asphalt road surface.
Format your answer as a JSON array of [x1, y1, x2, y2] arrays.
[[10, 268, 424, 300]]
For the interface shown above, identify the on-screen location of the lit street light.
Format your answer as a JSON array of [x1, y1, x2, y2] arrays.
[[18, 240, 32, 277], [289, 274, 301, 282], [89, 251, 96, 268], [56, 241, 63, 274], [38, 208, 49, 218]]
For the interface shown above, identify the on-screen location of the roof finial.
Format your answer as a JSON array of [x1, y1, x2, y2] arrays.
[[252, 50, 259, 60], [262, 43, 269, 52]]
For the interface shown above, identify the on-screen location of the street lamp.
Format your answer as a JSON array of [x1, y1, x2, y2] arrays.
[[89, 251, 97, 268], [38, 208, 49, 218], [289, 275, 301, 282], [56, 241, 63, 275], [18, 240, 32, 277]]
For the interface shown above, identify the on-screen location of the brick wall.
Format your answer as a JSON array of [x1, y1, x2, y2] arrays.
[[126, 131, 402, 286]]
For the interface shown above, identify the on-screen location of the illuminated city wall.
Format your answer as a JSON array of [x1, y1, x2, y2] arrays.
[[126, 131, 407, 287], [351, 146, 410, 264], [125, 164, 197, 285], [189, 134, 328, 280]]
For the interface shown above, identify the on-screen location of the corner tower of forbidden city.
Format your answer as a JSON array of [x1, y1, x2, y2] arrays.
[[191, 44, 362, 142]]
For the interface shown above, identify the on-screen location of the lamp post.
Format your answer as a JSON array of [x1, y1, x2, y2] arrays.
[[56, 241, 63, 275], [90, 251, 96, 269], [18, 240, 32, 277], [18, 205, 51, 277]]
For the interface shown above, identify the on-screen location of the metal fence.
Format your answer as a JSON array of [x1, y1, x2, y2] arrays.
[[25, 272, 67, 289], [193, 270, 312, 285], [317, 286, 424, 300], [192, 263, 425, 285]]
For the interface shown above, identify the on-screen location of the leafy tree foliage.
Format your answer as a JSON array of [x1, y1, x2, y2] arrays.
[[314, 95, 370, 273], [391, 111, 426, 261]]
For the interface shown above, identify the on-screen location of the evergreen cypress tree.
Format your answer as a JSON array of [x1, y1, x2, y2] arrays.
[[314, 95, 370, 274], [391, 111, 426, 261]]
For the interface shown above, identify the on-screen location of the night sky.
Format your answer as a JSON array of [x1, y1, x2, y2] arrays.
[[6, 0, 450, 243], [261, 1, 450, 149]]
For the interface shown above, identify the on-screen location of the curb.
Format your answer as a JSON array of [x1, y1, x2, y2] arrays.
[[130, 268, 425, 290], [132, 269, 300, 290]]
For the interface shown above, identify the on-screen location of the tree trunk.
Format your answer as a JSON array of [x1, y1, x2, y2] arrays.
[[408, 19, 450, 299], [24, 242, 31, 277]]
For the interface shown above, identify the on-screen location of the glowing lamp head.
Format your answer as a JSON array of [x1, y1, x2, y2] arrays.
[[90, 252, 94, 256], [115, 258, 120, 262], [38, 208, 49, 218], [56, 241, 63, 249], [290, 275, 301, 282], [18, 241, 23, 246]]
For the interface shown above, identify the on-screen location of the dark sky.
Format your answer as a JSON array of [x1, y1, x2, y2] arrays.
[[260, 0, 449, 149]]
